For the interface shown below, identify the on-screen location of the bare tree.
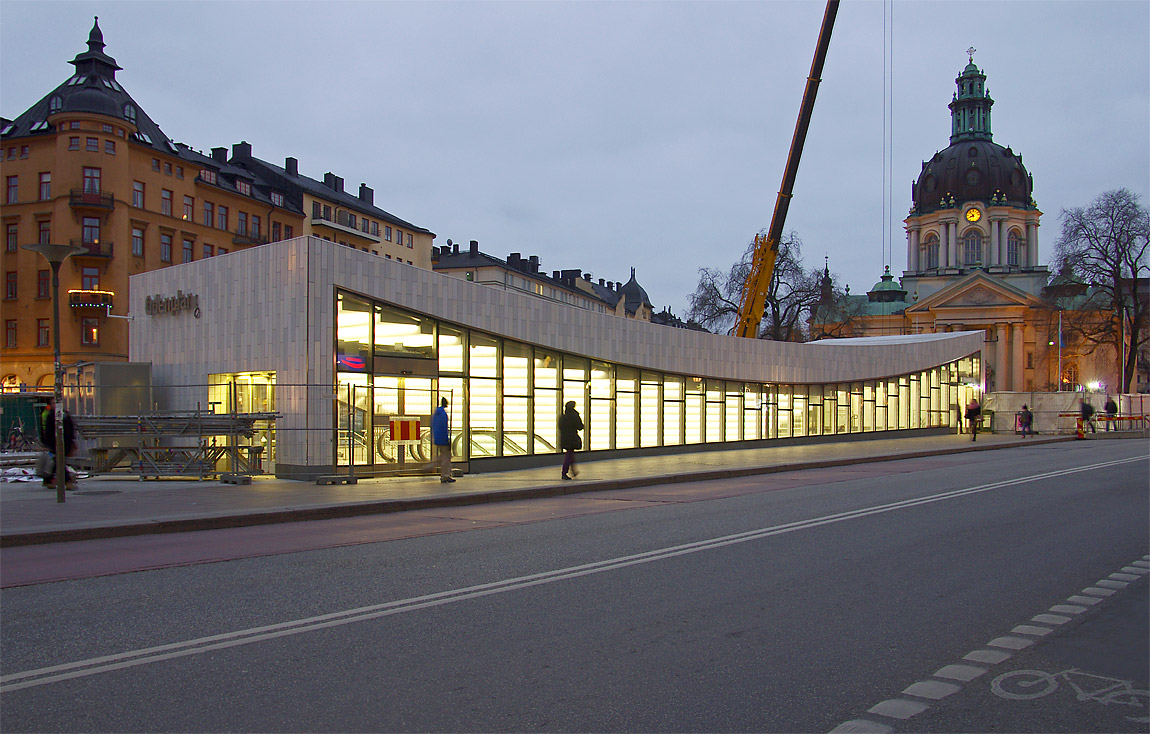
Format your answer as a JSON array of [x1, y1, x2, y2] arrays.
[[1053, 188, 1150, 393], [686, 231, 824, 341]]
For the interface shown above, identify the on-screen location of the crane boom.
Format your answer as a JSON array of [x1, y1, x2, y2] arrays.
[[734, 0, 838, 338]]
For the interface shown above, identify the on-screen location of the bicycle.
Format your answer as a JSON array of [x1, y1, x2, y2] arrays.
[[992, 668, 1150, 723], [5, 419, 41, 453]]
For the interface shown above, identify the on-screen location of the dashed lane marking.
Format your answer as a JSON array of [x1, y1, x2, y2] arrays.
[[831, 552, 1150, 732]]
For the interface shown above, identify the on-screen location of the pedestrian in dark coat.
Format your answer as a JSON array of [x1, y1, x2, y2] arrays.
[[39, 397, 76, 489], [964, 398, 982, 442], [1019, 404, 1033, 438], [558, 400, 583, 480], [1104, 396, 1118, 431], [1080, 399, 1096, 434]]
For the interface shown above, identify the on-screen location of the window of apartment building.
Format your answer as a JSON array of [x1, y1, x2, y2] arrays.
[[176, 166, 184, 180], [164, 162, 172, 176], [385, 226, 391, 242], [183, 195, 194, 221], [86, 137, 98, 152], [203, 244, 213, 259], [236, 180, 251, 196], [132, 228, 144, 257], [81, 318, 99, 346], [102, 124, 113, 134], [203, 201, 214, 227], [39, 172, 51, 200], [124, 104, 136, 122], [132, 181, 144, 208], [6, 224, 16, 252], [217, 247, 228, 255], [5, 320, 15, 349], [81, 267, 99, 291], [82, 217, 100, 245], [5, 147, 14, 160], [20, 146, 28, 159], [69, 121, 80, 130], [271, 192, 284, 207], [251, 215, 261, 237], [105, 140, 115, 155], [160, 233, 172, 262], [371, 222, 379, 236], [284, 226, 293, 239], [183, 239, 194, 263], [217, 205, 228, 231], [161, 189, 173, 216], [323, 205, 331, 220], [395, 229, 403, 245], [37, 319, 49, 347], [407, 233, 413, 247], [38, 221, 50, 245], [237, 212, 247, 236], [200, 169, 217, 184], [348, 213, 357, 229], [69, 136, 80, 150], [38, 270, 49, 299], [152, 158, 160, 172], [82, 167, 100, 193], [312, 201, 322, 219], [5, 272, 16, 299], [271, 222, 281, 241], [6, 176, 16, 204], [50, 96, 62, 114]]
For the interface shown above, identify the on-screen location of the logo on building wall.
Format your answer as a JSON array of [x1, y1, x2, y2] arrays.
[[145, 290, 201, 319]]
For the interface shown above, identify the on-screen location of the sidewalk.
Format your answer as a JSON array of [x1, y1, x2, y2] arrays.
[[0, 432, 1075, 547]]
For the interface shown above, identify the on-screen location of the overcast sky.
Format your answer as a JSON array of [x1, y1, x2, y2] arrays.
[[3, 1, 1147, 316]]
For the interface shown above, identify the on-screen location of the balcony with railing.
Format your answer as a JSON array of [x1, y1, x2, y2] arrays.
[[68, 188, 115, 210], [69, 238, 114, 257], [68, 289, 114, 310], [310, 208, 381, 243], [232, 230, 270, 246]]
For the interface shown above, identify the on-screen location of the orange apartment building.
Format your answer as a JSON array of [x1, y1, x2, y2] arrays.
[[1, 19, 434, 390]]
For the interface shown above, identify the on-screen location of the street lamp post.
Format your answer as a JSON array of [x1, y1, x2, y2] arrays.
[[23, 242, 86, 503]]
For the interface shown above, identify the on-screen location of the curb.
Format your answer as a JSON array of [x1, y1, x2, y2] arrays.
[[0, 436, 1074, 548]]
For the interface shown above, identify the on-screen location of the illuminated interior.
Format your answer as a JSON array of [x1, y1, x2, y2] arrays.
[[333, 289, 980, 470]]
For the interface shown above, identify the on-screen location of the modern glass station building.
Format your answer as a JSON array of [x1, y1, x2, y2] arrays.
[[130, 237, 983, 479]]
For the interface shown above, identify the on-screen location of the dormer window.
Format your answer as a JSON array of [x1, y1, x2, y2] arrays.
[[49, 96, 62, 113], [67, 75, 87, 86], [270, 191, 285, 207], [200, 169, 218, 185], [236, 180, 251, 196], [30, 121, 48, 132], [123, 104, 136, 123]]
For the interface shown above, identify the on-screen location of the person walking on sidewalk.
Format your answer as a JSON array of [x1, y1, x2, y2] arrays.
[[1019, 404, 1033, 438], [39, 397, 76, 490], [559, 400, 583, 480], [431, 397, 455, 483], [965, 397, 982, 442], [1080, 398, 1097, 434], [1104, 395, 1118, 431]]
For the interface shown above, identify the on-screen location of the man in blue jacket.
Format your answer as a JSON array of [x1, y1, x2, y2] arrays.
[[432, 397, 455, 483]]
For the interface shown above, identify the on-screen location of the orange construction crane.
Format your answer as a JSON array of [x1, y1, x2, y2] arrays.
[[734, 0, 838, 338]]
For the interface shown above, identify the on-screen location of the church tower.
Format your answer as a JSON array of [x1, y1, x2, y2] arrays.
[[901, 52, 1047, 303]]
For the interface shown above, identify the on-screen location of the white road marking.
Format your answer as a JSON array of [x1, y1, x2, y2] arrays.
[[1081, 586, 1117, 597], [829, 720, 893, 733], [1066, 594, 1102, 605], [1031, 614, 1070, 625], [1049, 604, 1087, 614], [868, 699, 929, 719], [1122, 566, 1150, 574], [1110, 572, 1141, 580], [4, 455, 1147, 695], [988, 636, 1034, 650], [1011, 625, 1053, 636], [903, 680, 961, 699], [933, 664, 987, 682], [964, 649, 1012, 664], [1095, 579, 1129, 589]]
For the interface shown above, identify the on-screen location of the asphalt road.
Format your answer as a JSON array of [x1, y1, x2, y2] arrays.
[[1, 440, 1147, 733]]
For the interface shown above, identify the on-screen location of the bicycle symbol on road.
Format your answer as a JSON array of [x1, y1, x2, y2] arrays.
[[992, 668, 1150, 723]]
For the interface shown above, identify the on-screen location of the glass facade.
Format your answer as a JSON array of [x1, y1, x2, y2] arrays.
[[334, 289, 981, 470]]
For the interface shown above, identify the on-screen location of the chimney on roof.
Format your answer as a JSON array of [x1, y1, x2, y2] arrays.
[[598, 278, 605, 286], [285, 157, 298, 176], [583, 273, 591, 281], [508, 253, 521, 268], [211, 147, 227, 162], [529, 255, 539, 273], [232, 141, 251, 159], [358, 183, 373, 205], [469, 240, 479, 256], [453, 242, 459, 254], [324, 172, 336, 189], [334, 176, 344, 192], [616, 282, 622, 291]]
